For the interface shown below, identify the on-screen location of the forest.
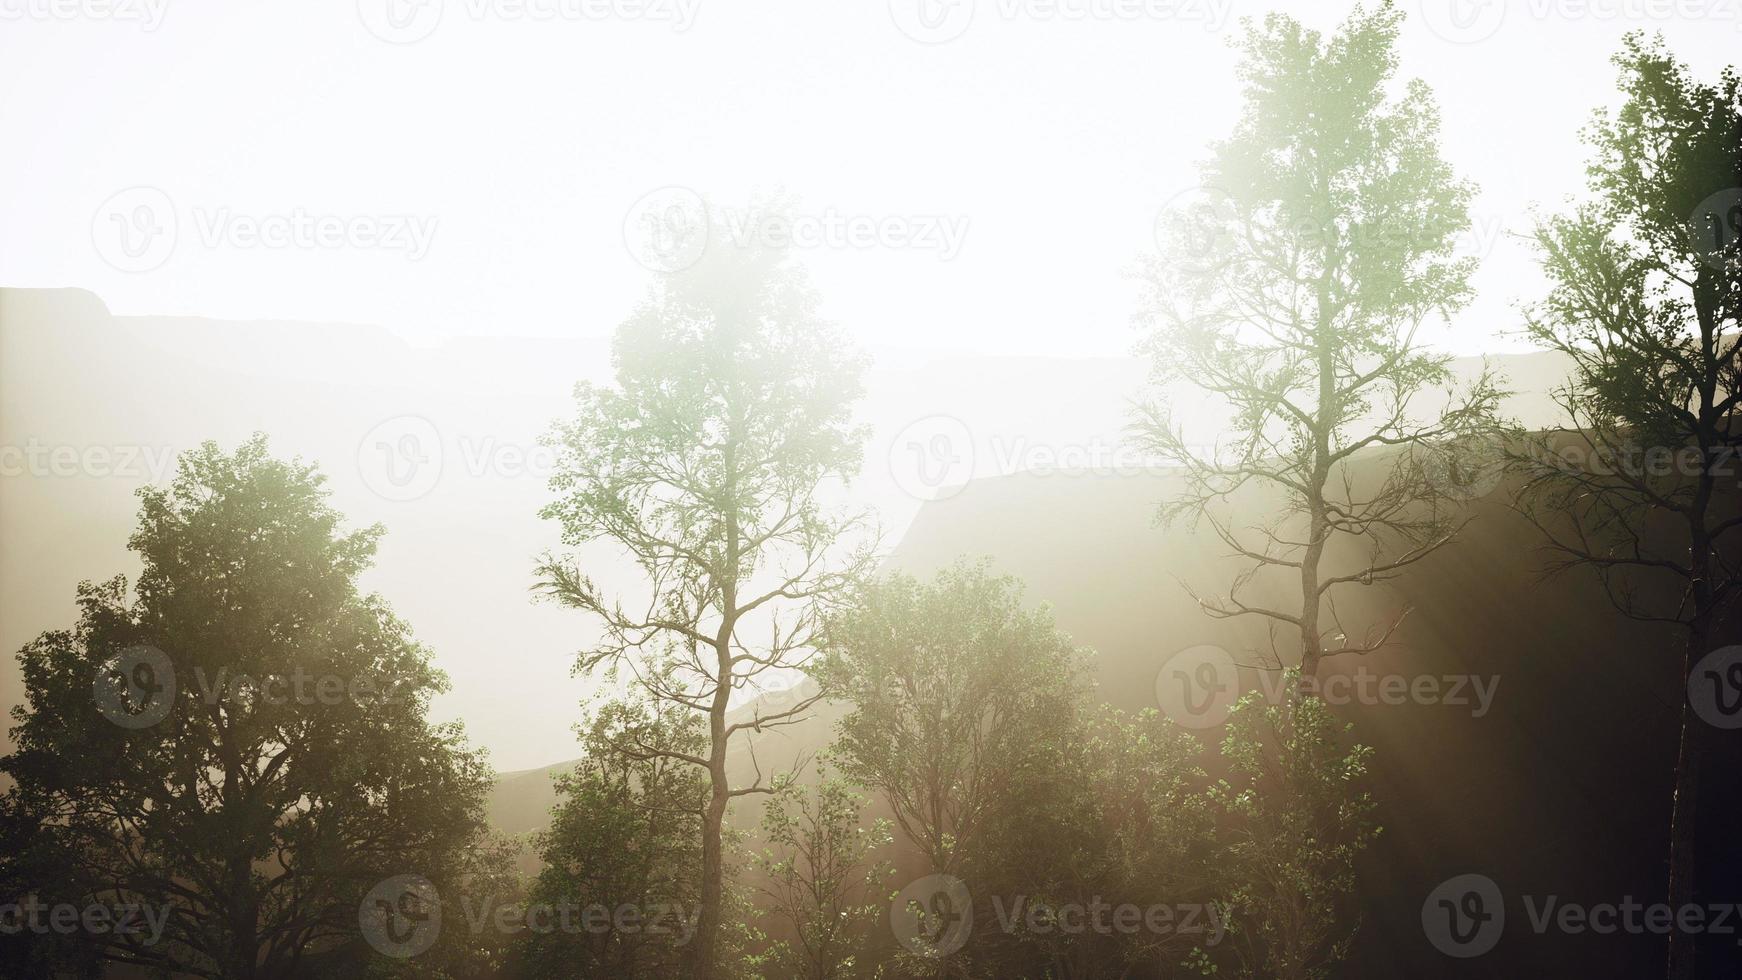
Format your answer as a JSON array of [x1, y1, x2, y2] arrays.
[[2, 3, 1740, 978]]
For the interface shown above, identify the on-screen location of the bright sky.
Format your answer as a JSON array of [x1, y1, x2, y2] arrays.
[[2, 1, 1739, 356]]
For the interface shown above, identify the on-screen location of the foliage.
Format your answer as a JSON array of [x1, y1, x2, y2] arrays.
[[537, 205, 876, 978], [1517, 32, 1742, 629], [1515, 33, 1742, 977], [816, 562, 1090, 883], [1134, 1, 1505, 679], [749, 768, 894, 980], [0, 436, 493, 979], [822, 563, 1241, 976], [1208, 683, 1379, 980], [1002, 706, 1222, 978], [518, 698, 709, 978]]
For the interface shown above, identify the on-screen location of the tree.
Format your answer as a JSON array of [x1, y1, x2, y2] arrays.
[[989, 706, 1219, 980], [520, 697, 709, 978], [1133, 2, 1504, 692], [1207, 683, 1379, 980], [537, 223, 875, 979], [0, 437, 492, 979], [816, 562, 1092, 975], [1514, 33, 1742, 978], [1028, 706, 1222, 978], [749, 767, 894, 980]]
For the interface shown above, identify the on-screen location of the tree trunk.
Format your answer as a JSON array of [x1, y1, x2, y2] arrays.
[[1665, 454, 1742, 979], [693, 466, 740, 980], [1665, 651, 1701, 980], [225, 855, 258, 979], [1690, 713, 1742, 977], [223, 767, 259, 980], [1667, 614, 1742, 979], [1297, 526, 1325, 700], [692, 624, 735, 980], [1297, 292, 1335, 700], [692, 770, 729, 980]]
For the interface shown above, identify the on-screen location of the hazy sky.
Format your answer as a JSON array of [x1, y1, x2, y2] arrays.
[[3, 1, 1740, 357]]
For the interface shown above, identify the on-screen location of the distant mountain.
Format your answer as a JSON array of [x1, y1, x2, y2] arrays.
[[3, 286, 1576, 771]]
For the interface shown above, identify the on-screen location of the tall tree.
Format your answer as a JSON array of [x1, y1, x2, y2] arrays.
[[1514, 34, 1741, 978], [1134, 2, 1504, 690], [538, 223, 875, 979], [0, 437, 492, 979]]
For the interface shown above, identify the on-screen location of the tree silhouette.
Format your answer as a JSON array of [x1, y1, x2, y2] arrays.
[[0, 437, 491, 979], [1515, 33, 1742, 979]]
